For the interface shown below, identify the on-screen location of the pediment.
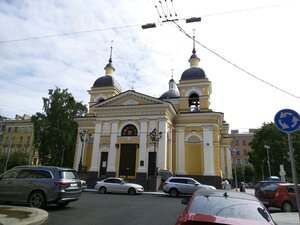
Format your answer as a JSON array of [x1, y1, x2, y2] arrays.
[[94, 90, 166, 108]]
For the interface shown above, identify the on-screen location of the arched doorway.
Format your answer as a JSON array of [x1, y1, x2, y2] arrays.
[[119, 124, 138, 178]]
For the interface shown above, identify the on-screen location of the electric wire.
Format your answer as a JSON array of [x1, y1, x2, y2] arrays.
[[171, 20, 300, 99], [0, 2, 287, 44], [0, 24, 142, 44]]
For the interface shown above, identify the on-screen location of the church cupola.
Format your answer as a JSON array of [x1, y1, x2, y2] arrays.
[[180, 31, 206, 81]]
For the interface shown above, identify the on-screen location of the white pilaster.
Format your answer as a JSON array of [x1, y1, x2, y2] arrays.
[[220, 146, 225, 177], [176, 127, 185, 175], [203, 127, 215, 176], [158, 119, 167, 171], [226, 147, 233, 179], [89, 122, 102, 172], [138, 120, 148, 173], [107, 121, 119, 172]]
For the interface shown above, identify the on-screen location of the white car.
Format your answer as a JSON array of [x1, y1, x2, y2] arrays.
[[95, 177, 144, 195], [163, 177, 216, 197]]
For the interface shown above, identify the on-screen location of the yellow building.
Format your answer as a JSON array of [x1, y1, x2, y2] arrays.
[[74, 39, 233, 189], [0, 114, 38, 168]]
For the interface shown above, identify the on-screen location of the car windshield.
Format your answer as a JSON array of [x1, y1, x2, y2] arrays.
[[189, 195, 271, 222], [60, 170, 79, 179]]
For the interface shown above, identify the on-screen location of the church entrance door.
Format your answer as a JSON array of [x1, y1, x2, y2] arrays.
[[119, 144, 136, 178]]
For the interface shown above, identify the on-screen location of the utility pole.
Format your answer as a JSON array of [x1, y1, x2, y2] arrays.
[[264, 145, 271, 177]]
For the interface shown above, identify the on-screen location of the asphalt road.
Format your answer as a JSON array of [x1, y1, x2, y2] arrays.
[[44, 192, 186, 225]]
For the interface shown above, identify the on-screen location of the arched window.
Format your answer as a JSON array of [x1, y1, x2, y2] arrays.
[[121, 124, 138, 136], [189, 93, 199, 112], [96, 98, 105, 104]]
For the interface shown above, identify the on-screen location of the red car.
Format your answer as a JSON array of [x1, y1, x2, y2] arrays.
[[255, 182, 300, 212], [176, 189, 277, 225]]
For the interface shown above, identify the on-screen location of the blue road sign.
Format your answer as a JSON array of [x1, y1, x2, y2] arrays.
[[274, 109, 300, 132]]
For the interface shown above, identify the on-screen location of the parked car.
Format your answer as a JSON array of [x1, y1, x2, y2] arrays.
[[176, 189, 277, 225], [254, 180, 283, 196], [81, 180, 87, 191], [255, 182, 300, 212], [94, 177, 144, 195], [162, 177, 216, 197], [0, 166, 82, 208]]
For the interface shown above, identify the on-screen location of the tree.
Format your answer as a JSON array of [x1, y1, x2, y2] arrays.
[[0, 151, 29, 173], [32, 88, 87, 168], [249, 122, 300, 181]]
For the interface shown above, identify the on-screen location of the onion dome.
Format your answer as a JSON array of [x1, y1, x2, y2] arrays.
[[92, 42, 122, 91], [180, 32, 206, 81], [159, 77, 180, 99]]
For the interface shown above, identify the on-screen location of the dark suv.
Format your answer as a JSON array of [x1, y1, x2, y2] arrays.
[[0, 166, 82, 208], [255, 181, 299, 212]]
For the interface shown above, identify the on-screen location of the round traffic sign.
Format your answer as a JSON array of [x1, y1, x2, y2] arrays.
[[274, 109, 300, 132]]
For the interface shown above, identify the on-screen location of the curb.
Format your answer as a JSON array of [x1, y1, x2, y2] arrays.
[[0, 205, 48, 225]]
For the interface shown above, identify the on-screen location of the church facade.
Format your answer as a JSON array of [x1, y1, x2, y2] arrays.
[[73, 41, 233, 189]]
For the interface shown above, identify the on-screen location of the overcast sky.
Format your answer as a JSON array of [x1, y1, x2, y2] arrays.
[[0, 0, 299, 131]]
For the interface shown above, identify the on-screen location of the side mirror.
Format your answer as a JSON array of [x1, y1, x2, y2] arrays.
[[181, 197, 190, 205]]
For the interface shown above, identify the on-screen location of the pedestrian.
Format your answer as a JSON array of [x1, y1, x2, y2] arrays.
[[240, 182, 246, 192]]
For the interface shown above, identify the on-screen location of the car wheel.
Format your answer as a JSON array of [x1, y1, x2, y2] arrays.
[[169, 188, 179, 197], [128, 188, 136, 195], [99, 186, 106, 194], [57, 202, 70, 207], [281, 201, 292, 212], [28, 191, 46, 209]]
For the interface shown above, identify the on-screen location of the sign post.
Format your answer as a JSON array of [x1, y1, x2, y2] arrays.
[[274, 109, 300, 220]]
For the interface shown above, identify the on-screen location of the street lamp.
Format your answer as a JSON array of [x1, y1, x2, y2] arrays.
[[149, 128, 162, 175], [78, 130, 87, 173], [4, 126, 13, 172], [231, 149, 238, 191], [264, 145, 271, 177]]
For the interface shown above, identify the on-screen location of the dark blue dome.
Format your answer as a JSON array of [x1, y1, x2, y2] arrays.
[[159, 89, 180, 99], [93, 75, 122, 91], [180, 67, 206, 81]]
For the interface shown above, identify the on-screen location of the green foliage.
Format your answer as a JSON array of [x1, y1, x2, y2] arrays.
[[249, 122, 300, 180], [32, 88, 87, 168], [0, 151, 30, 173]]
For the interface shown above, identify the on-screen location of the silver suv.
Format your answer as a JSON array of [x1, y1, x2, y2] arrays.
[[0, 166, 82, 208], [163, 177, 216, 197]]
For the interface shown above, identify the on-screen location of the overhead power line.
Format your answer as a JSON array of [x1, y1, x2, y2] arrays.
[[0, 2, 285, 44], [171, 21, 300, 100]]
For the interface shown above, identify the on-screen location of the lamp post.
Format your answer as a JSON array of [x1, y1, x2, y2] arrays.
[[149, 128, 162, 175], [231, 149, 238, 191], [4, 126, 13, 172], [264, 145, 271, 177], [78, 130, 86, 173]]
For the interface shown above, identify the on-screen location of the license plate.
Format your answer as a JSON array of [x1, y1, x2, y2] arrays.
[[70, 183, 78, 187]]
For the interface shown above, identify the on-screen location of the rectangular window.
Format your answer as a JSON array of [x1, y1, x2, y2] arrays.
[[26, 136, 31, 143], [14, 127, 18, 133], [19, 136, 23, 143], [243, 140, 247, 146]]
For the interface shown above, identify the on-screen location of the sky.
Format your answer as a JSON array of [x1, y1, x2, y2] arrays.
[[0, 0, 299, 131]]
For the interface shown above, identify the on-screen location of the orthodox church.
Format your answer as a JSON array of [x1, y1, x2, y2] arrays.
[[74, 38, 233, 189]]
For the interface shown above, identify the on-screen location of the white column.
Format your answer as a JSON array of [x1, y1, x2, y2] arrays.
[[203, 127, 215, 176], [107, 121, 119, 172], [168, 129, 173, 171], [226, 147, 233, 179], [176, 127, 185, 175], [89, 122, 102, 172], [158, 119, 167, 171], [220, 146, 225, 177], [138, 120, 148, 173]]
